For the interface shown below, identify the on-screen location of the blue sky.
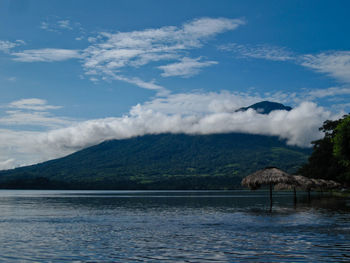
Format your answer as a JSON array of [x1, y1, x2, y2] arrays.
[[0, 0, 350, 169]]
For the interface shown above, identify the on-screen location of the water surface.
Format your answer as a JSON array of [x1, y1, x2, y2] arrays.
[[0, 190, 349, 262]]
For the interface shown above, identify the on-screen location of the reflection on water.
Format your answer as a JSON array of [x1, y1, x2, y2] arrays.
[[0, 190, 349, 262]]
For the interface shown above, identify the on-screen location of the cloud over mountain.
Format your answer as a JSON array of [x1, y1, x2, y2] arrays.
[[0, 92, 338, 170]]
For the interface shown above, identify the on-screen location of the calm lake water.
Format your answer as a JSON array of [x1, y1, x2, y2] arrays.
[[0, 190, 349, 262]]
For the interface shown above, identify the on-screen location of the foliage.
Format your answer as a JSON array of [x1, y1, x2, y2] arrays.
[[333, 115, 350, 167], [299, 115, 350, 184], [0, 133, 311, 189]]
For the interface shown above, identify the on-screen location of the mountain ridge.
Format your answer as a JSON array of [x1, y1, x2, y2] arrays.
[[0, 133, 311, 190], [0, 101, 308, 190], [236, 101, 292, 114]]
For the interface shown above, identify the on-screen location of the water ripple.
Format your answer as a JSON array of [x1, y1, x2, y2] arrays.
[[0, 190, 349, 262]]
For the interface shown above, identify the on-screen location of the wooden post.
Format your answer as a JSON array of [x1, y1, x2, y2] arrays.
[[269, 183, 273, 210], [308, 189, 311, 202]]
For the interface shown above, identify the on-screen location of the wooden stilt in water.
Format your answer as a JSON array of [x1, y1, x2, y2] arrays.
[[269, 183, 273, 211], [308, 189, 311, 202]]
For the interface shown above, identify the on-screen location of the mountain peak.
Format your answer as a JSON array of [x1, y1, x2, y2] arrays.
[[236, 101, 292, 114]]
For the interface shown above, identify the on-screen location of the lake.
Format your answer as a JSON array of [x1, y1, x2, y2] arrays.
[[0, 190, 349, 262]]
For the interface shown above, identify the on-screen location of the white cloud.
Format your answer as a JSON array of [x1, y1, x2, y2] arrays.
[[0, 98, 72, 129], [139, 91, 262, 115], [9, 98, 62, 111], [113, 75, 169, 96], [82, 17, 244, 81], [330, 102, 350, 112], [0, 159, 16, 170], [40, 18, 79, 32], [220, 43, 294, 61], [159, 57, 218, 78], [89, 77, 99, 83], [13, 18, 244, 94], [0, 41, 17, 53], [0, 129, 51, 168], [301, 51, 350, 84], [183, 17, 244, 36], [12, 48, 81, 62], [57, 20, 72, 30], [220, 45, 350, 86], [0, 111, 73, 129], [307, 86, 350, 99], [15, 40, 26, 46], [220, 44, 350, 86], [40, 21, 50, 31], [220, 44, 350, 101], [0, 40, 25, 53]]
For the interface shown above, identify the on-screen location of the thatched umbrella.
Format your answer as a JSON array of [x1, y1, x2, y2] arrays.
[[310, 178, 339, 192], [319, 179, 331, 189], [293, 175, 315, 190], [310, 179, 324, 191], [328, 180, 341, 189], [274, 182, 299, 204], [314, 179, 341, 190], [312, 179, 329, 192], [274, 175, 313, 203], [294, 175, 316, 200], [241, 167, 296, 207]]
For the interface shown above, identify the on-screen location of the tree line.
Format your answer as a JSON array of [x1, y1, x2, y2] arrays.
[[299, 114, 350, 186]]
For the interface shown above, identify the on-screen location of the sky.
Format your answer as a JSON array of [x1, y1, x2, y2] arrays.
[[0, 0, 350, 169]]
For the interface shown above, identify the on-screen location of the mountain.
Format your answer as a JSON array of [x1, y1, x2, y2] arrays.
[[0, 133, 311, 190], [236, 101, 292, 114]]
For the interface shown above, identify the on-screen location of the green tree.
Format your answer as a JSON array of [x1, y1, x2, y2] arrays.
[[333, 115, 350, 167], [299, 116, 348, 183]]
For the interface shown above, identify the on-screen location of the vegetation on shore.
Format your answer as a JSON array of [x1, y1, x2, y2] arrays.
[[299, 114, 350, 186], [0, 133, 310, 190], [2, 107, 348, 191]]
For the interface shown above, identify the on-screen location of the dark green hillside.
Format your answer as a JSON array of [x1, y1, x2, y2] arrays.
[[0, 133, 311, 189]]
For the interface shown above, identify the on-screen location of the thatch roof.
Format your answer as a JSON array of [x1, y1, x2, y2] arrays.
[[309, 179, 327, 190], [293, 175, 315, 190], [328, 180, 341, 189], [310, 178, 341, 190], [310, 179, 322, 188], [241, 167, 296, 190], [274, 175, 315, 191]]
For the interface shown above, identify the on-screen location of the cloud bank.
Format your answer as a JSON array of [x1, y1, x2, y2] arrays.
[[0, 93, 337, 170], [39, 100, 331, 152]]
